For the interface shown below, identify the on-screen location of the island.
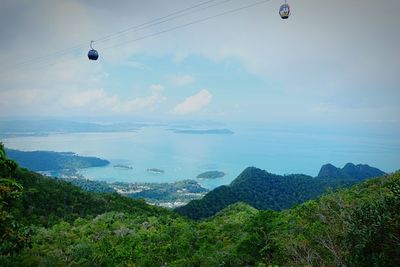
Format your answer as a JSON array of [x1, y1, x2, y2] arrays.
[[0, 119, 139, 137], [113, 164, 133, 170], [197, 171, 226, 179], [146, 168, 165, 174], [172, 129, 234, 135]]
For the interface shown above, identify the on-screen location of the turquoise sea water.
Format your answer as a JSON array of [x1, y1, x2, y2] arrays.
[[1, 126, 399, 189]]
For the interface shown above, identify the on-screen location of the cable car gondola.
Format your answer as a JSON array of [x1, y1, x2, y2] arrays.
[[88, 41, 99, 61], [279, 1, 290, 19]]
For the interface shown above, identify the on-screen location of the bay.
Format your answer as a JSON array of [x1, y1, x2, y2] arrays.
[[1, 126, 399, 189]]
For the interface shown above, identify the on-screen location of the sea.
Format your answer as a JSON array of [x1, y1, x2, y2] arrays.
[[1, 125, 399, 189]]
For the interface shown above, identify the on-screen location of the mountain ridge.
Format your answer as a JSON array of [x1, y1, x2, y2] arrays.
[[318, 162, 385, 179], [176, 163, 386, 219]]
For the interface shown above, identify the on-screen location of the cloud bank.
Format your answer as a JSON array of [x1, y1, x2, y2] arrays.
[[173, 89, 212, 115]]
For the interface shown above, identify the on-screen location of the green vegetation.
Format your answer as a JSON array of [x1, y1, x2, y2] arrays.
[[0, 148, 31, 258], [0, 144, 172, 229], [177, 166, 386, 219], [5, 148, 109, 171], [12, 169, 171, 228], [3, 149, 207, 206], [1, 143, 399, 266], [60, 177, 115, 193], [197, 170, 226, 179], [318, 162, 385, 179]]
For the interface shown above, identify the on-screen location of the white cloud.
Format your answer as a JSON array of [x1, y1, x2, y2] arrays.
[[0, 89, 41, 106], [112, 85, 165, 113], [149, 84, 164, 93], [168, 74, 195, 86], [63, 85, 166, 114], [0, 85, 165, 116], [64, 89, 115, 108], [173, 89, 212, 115]]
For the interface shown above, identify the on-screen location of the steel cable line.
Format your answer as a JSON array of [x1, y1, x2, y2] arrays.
[[101, 0, 271, 50], [1, 0, 227, 72], [1, 0, 271, 76], [94, 0, 231, 43]]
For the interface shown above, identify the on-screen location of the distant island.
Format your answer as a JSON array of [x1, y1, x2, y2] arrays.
[[113, 164, 133, 170], [172, 129, 234, 135], [146, 168, 165, 174], [197, 171, 226, 179], [0, 119, 140, 137]]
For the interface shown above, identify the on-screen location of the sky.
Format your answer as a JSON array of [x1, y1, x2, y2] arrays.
[[0, 0, 399, 133]]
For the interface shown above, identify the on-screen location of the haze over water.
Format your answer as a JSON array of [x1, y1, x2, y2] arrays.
[[2, 125, 398, 189]]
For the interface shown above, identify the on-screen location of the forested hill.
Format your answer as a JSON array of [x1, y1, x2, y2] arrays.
[[9, 174, 400, 266], [0, 144, 172, 228], [1, 143, 399, 265], [5, 148, 109, 171], [176, 164, 386, 219]]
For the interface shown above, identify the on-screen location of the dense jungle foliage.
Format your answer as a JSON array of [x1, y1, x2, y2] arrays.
[[5, 148, 109, 171], [176, 166, 384, 219], [1, 143, 399, 266]]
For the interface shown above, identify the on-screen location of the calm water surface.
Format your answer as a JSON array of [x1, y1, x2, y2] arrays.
[[2, 126, 399, 189]]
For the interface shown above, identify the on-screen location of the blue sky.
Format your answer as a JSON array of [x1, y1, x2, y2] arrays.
[[0, 0, 399, 135]]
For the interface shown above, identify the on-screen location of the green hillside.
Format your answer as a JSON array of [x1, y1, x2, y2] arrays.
[[176, 165, 386, 219], [0, 143, 173, 227], [5, 148, 109, 172], [1, 143, 399, 266]]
